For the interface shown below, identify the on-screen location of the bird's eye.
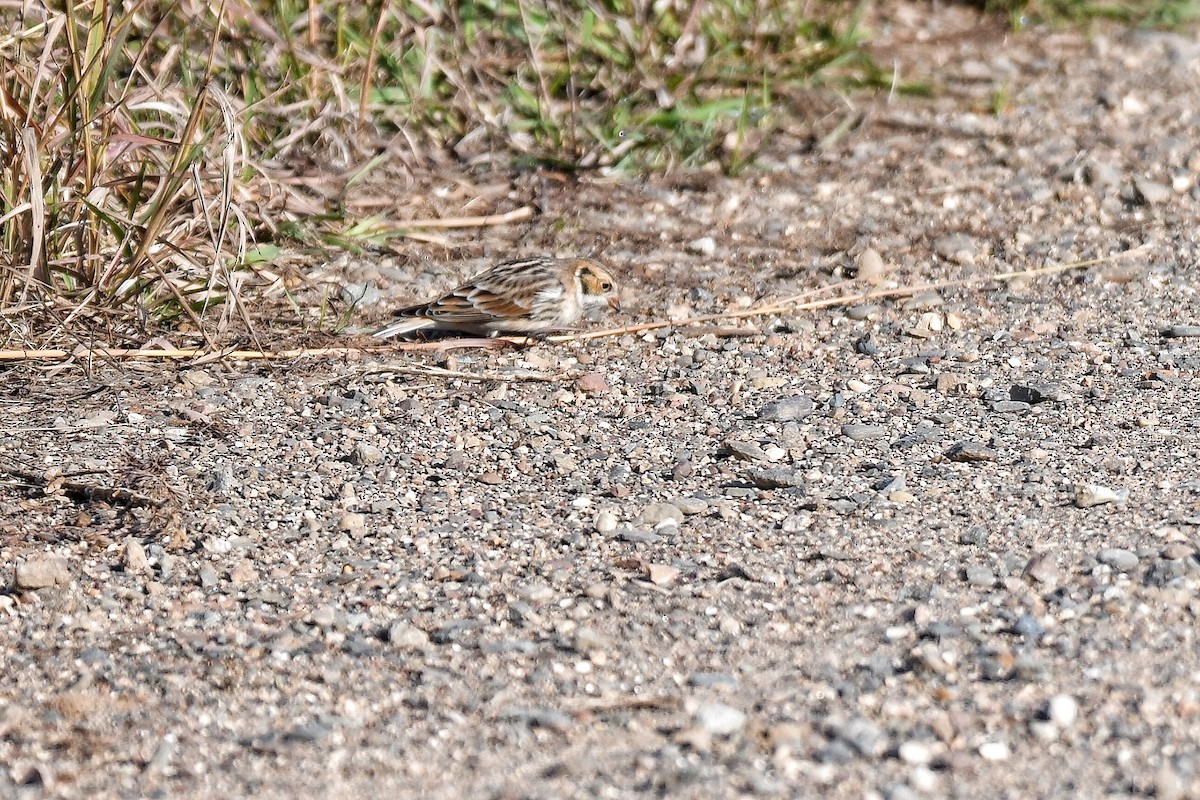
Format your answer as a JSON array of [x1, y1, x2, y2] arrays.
[[601, 282, 612, 291]]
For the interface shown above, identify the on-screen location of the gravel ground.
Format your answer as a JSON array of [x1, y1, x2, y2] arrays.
[[4, 6, 1200, 799]]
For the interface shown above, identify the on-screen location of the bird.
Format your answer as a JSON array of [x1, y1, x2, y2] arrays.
[[372, 256, 621, 338]]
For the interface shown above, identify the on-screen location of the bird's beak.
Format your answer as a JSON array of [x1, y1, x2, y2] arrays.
[[608, 295, 622, 312]]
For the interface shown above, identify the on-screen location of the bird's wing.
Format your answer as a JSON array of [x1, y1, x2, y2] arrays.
[[387, 257, 560, 327], [404, 284, 533, 324]]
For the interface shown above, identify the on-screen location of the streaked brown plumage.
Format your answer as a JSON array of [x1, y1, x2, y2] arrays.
[[373, 256, 620, 338]]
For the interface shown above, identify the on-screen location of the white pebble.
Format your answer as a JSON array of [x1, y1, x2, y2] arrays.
[[898, 740, 933, 765], [1048, 694, 1079, 727], [857, 248, 887, 282], [978, 741, 1010, 761], [911, 765, 939, 792], [694, 703, 746, 736], [594, 512, 618, 533], [688, 236, 717, 256]]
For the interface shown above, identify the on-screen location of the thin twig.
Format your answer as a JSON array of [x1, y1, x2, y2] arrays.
[[548, 249, 1146, 342], [369, 364, 569, 383], [388, 206, 535, 229], [0, 340, 517, 362]]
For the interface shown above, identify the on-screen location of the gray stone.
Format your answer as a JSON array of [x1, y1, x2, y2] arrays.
[[1085, 160, 1121, 188], [758, 395, 816, 422], [965, 566, 996, 587], [722, 440, 769, 461], [991, 400, 1031, 414], [841, 424, 887, 442], [834, 717, 887, 757], [351, 442, 385, 465], [945, 441, 998, 462], [616, 528, 662, 544], [1162, 325, 1200, 338], [934, 234, 978, 265], [748, 468, 804, 489], [387, 621, 429, 649], [1098, 548, 1139, 572], [1011, 382, 1066, 403], [198, 566, 219, 588], [671, 498, 710, 515]]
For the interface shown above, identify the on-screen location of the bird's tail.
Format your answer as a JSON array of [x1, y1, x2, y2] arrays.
[[372, 315, 435, 339]]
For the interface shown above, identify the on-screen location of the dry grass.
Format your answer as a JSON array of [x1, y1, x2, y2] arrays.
[[0, 0, 880, 350], [0, 0, 1183, 351]]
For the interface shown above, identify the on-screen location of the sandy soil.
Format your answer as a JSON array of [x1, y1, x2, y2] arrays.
[[3, 5, 1200, 799]]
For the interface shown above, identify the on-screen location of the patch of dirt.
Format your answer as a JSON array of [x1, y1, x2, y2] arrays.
[[3, 6, 1200, 798]]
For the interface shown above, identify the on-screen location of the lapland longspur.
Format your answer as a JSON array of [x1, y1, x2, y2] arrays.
[[372, 256, 621, 338]]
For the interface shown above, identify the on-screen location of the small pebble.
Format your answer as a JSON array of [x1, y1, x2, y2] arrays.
[[123, 538, 151, 574], [857, 248, 888, 282], [842, 424, 887, 442], [945, 441, 998, 462], [749, 468, 804, 489], [1048, 694, 1079, 727], [758, 395, 815, 422], [934, 234, 978, 265], [898, 740, 934, 766], [1130, 177, 1171, 205], [15, 556, 71, 590], [576, 372, 609, 394], [1098, 547, 1139, 571], [1011, 382, 1065, 403], [688, 236, 717, 256], [1075, 484, 1128, 508], [639, 502, 683, 526], [594, 511, 618, 533], [388, 622, 430, 649], [978, 741, 1010, 761], [723, 440, 769, 461], [647, 563, 681, 586], [694, 703, 747, 736], [991, 400, 1031, 414], [351, 442, 384, 465]]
